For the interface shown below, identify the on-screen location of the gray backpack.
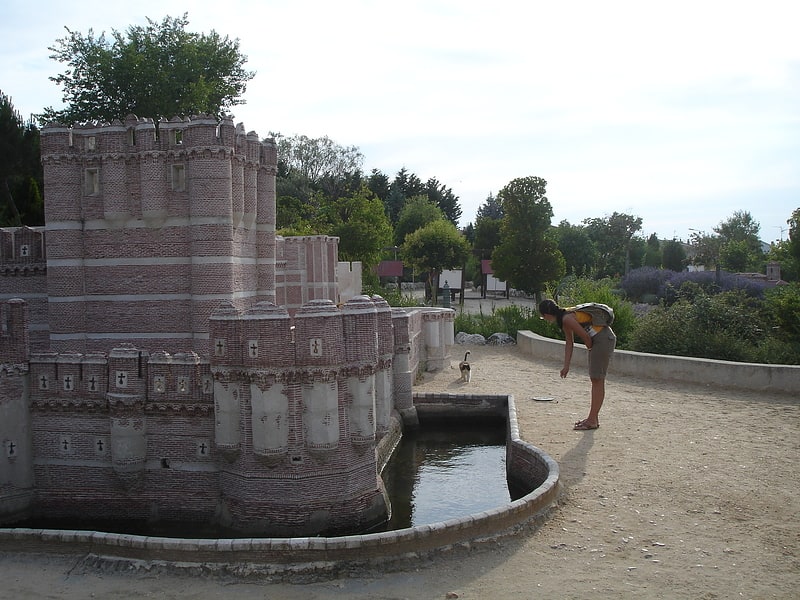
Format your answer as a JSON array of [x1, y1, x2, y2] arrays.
[[566, 302, 615, 326]]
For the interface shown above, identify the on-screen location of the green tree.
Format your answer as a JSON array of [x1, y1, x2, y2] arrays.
[[688, 230, 723, 269], [476, 192, 503, 221], [714, 210, 764, 271], [0, 92, 43, 226], [473, 217, 502, 259], [661, 239, 687, 272], [383, 168, 425, 224], [274, 134, 363, 195], [40, 14, 254, 125], [366, 169, 390, 204], [787, 208, 800, 265], [402, 220, 470, 298], [554, 220, 597, 277], [715, 210, 761, 248], [643, 233, 661, 268], [583, 212, 643, 277], [424, 177, 461, 226], [329, 185, 392, 270], [393, 195, 444, 246], [719, 239, 753, 272], [766, 239, 798, 282], [491, 176, 565, 294]]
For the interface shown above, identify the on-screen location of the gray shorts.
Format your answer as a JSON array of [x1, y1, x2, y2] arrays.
[[588, 327, 616, 379]]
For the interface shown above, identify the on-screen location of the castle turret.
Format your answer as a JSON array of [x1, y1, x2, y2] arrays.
[[40, 115, 278, 355], [342, 295, 378, 445], [294, 299, 344, 455], [243, 301, 293, 463]]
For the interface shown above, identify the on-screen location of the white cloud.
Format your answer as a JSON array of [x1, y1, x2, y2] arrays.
[[2, 0, 798, 242]]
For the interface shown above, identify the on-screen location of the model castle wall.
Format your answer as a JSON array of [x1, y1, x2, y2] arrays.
[[0, 296, 452, 535], [0, 116, 455, 534]]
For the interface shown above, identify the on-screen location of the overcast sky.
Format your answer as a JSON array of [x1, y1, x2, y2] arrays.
[[2, 0, 798, 243]]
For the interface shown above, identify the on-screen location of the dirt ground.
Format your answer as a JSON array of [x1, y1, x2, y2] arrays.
[[2, 312, 798, 598]]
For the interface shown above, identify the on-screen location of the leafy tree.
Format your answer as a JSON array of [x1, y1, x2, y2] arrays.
[[687, 230, 723, 269], [714, 210, 764, 272], [329, 185, 392, 270], [582, 212, 643, 277], [473, 217, 502, 260], [787, 208, 800, 265], [275, 134, 363, 191], [402, 220, 470, 298], [391, 168, 425, 199], [462, 222, 475, 245], [715, 210, 761, 249], [491, 176, 565, 294], [553, 220, 597, 277], [661, 239, 687, 272], [0, 92, 43, 226], [40, 14, 254, 125], [643, 233, 661, 268], [384, 186, 407, 226], [382, 168, 425, 224], [766, 239, 798, 282], [424, 177, 461, 225], [393, 195, 444, 246], [719, 239, 753, 272], [366, 169, 390, 204], [476, 192, 503, 221]]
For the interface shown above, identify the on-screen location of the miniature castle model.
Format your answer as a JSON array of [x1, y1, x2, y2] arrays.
[[0, 115, 453, 535]]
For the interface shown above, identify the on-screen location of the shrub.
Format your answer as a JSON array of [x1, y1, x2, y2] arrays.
[[454, 304, 549, 339], [660, 270, 767, 305], [361, 284, 421, 307], [762, 282, 800, 343], [620, 267, 676, 302], [628, 289, 798, 364]]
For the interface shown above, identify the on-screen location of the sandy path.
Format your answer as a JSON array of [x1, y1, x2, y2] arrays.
[[2, 343, 798, 599]]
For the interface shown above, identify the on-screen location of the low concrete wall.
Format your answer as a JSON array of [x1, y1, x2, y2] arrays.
[[0, 394, 559, 579], [517, 330, 799, 395]]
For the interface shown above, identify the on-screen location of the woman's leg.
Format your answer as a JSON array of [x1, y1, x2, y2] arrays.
[[587, 376, 605, 425]]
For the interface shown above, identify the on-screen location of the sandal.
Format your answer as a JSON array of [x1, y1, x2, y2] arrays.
[[573, 421, 599, 431]]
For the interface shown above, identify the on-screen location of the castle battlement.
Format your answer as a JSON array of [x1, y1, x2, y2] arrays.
[[40, 114, 276, 166]]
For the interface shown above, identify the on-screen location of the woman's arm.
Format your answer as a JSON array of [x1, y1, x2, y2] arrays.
[[560, 314, 592, 378]]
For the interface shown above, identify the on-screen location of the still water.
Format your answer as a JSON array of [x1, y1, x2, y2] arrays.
[[380, 421, 513, 530]]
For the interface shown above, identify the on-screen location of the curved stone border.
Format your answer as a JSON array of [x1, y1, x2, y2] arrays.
[[517, 330, 799, 395], [0, 394, 559, 578]]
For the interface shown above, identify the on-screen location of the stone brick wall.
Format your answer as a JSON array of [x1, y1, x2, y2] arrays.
[[0, 228, 48, 350], [40, 115, 279, 355]]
